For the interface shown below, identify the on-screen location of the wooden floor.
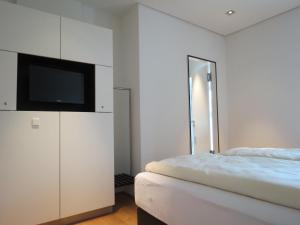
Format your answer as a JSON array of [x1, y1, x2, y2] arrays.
[[76, 193, 137, 225]]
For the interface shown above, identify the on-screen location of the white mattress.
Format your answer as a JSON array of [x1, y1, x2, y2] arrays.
[[135, 172, 300, 225], [145, 153, 300, 209]]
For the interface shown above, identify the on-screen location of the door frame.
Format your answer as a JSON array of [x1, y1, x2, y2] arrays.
[[187, 55, 220, 154]]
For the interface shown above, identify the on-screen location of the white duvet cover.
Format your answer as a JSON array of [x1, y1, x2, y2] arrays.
[[223, 147, 300, 161], [145, 153, 300, 209]]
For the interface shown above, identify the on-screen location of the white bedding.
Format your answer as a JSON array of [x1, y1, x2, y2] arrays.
[[135, 172, 300, 225], [223, 147, 300, 161], [145, 153, 300, 209]]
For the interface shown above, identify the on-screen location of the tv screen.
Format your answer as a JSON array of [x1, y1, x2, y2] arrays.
[[17, 53, 95, 112], [29, 65, 85, 104]]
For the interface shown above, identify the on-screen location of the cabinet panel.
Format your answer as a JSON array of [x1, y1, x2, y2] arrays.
[[0, 51, 17, 110], [60, 112, 114, 218], [0, 112, 60, 225], [96, 66, 113, 113], [0, 1, 60, 58], [61, 17, 113, 66]]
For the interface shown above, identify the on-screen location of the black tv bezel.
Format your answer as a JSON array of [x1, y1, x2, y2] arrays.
[[17, 53, 95, 112]]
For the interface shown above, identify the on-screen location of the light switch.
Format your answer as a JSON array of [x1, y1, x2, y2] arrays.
[[32, 118, 40, 128]]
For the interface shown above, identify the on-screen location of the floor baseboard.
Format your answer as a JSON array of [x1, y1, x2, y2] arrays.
[[39, 206, 114, 225]]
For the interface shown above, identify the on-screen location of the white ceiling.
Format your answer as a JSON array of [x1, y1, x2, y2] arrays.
[[80, 0, 300, 35]]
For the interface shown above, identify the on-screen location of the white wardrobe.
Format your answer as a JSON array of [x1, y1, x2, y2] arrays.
[[60, 113, 114, 218], [0, 112, 60, 225], [0, 1, 114, 225]]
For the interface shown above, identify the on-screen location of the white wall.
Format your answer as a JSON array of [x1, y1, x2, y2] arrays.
[[138, 5, 228, 169], [119, 5, 141, 175], [114, 89, 131, 175], [226, 7, 300, 148]]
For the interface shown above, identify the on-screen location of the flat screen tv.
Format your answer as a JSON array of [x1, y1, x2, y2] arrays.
[[17, 54, 95, 112]]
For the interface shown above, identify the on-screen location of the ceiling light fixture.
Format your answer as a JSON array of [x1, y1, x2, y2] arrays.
[[225, 10, 235, 16]]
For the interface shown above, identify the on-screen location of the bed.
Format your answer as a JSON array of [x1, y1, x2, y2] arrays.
[[135, 148, 300, 225]]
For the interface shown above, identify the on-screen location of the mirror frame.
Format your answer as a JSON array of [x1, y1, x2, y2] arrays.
[[187, 55, 220, 154]]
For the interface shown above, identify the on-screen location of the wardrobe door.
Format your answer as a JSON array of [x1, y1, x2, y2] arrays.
[[60, 112, 114, 218], [61, 17, 113, 66], [0, 51, 17, 110], [96, 65, 113, 113], [0, 1, 60, 58], [0, 112, 60, 225]]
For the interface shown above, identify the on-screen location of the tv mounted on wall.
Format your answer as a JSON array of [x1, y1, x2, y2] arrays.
[[17, 54, 95, 112]]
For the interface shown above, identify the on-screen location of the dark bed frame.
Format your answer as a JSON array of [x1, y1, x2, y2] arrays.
[[137, 207, 167, 225]]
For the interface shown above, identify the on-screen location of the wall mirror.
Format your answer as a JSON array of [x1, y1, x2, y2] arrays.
[[188, 55, 219, 154]]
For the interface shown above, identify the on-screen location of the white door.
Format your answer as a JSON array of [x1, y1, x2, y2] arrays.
[[61, 17, 113, 66], [0, 112, 60, 225], [96, 65, 113, 113], [60, 112, 114, 218], [0, 50, 17, 110], [0, 1, 60, 58]]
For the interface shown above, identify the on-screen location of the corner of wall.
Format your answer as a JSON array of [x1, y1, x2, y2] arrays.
[[119, 4, 142, 175]]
